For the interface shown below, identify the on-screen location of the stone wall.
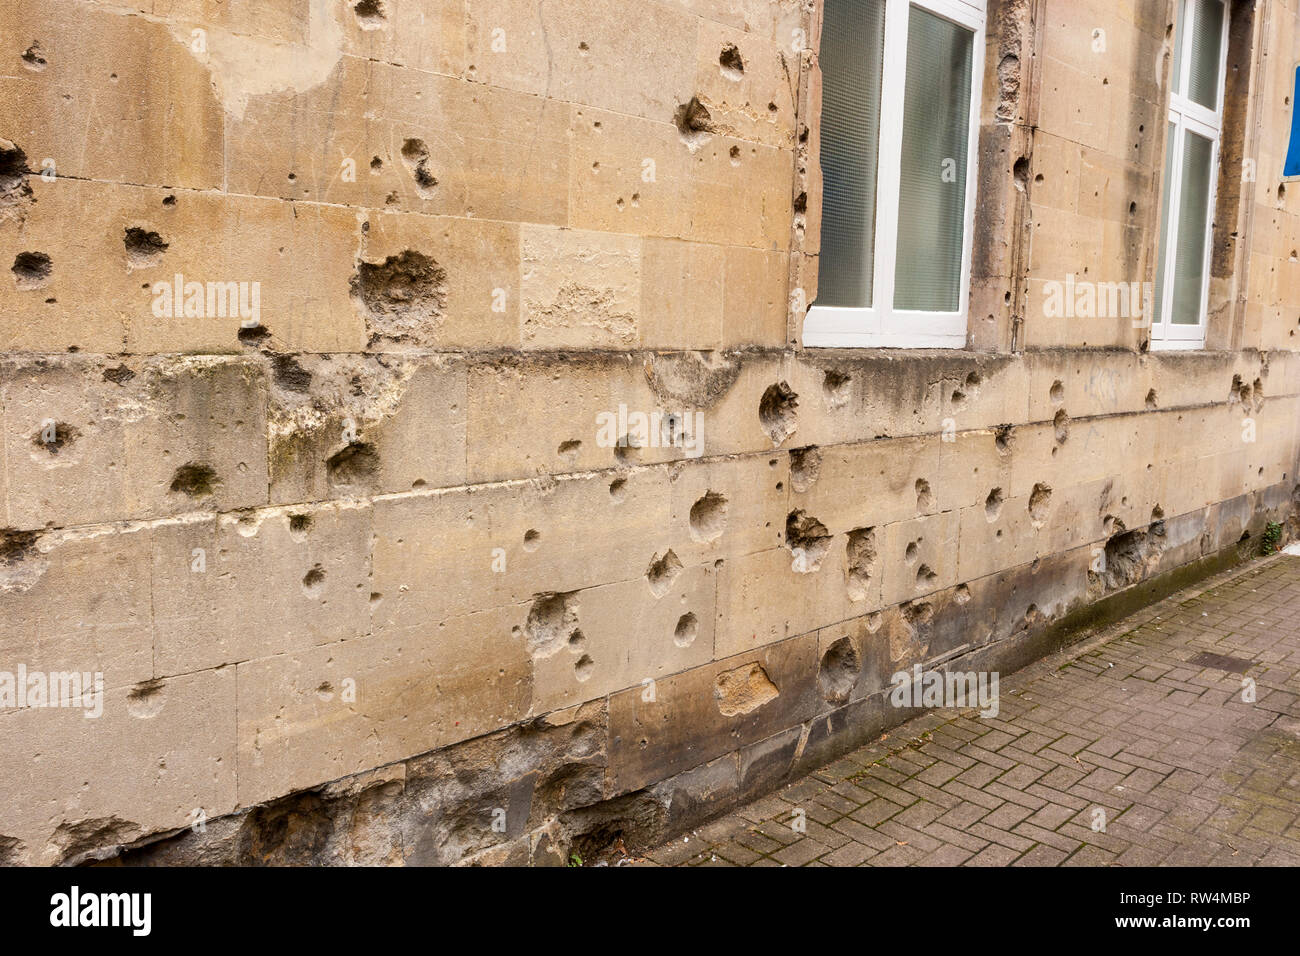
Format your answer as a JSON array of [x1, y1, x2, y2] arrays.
[[0, 0, 1298, 865]]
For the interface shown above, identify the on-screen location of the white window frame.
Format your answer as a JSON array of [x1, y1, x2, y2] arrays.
[[1150, 0, 1230, 350], [805, 0, 986, 349]]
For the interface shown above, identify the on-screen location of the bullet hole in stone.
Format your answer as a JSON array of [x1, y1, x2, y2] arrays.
[[1053, 409, 1070, 444], [1278, 183, 1286, 202], [818, 635, 860, 704], [729, 145, 741, 164], [237, 324, 270, 346], [523, 529, 541, 552], [102, 364, 135, 385], [985, 488, 1003, 522], [271, 354, 312, 392], [557, 439, 582, 461], [846, 527, 877, 601], [823, 369, 852, 408], [950, 387, 966, 410], [793, 191, 807, 214], [994, 424, 1013, 455], [1049, 379, 1064, 404], [1029, 482, 1052, 524], [1128, 201, 1137, 217], [965, 370, 982, 391], [916, 478, 935, 513], [689, 490, 729, 543], [916, 564, 937, 589], [719, 44, 744, 80], [385, 191, 398, 205], [353, 0, 387, 29], [350, 249, 447, 347], [31, 422, 79, 455], [12, 251, 51, 289], [609, 477, 627, 502], [302, 564, 326, 597], [646, 549, 684, 597], [400, 139, 438, 198], [789, 446, 821, 493], [162, 194, 176, 207], [21, 43, 46, 71], [287, 172, 297, 182], [578, 41, 590, 54], [776, 481, 784, 491], [326, 442, 379, 487], [0, 529, 40, 568], [786, 510, 831, 572], [955, 583, 971, 604], [411, 478, 426, 489], [288, 513, 312, 541], [567, 629, 586, 652], [759, 381, 798, 445], [905, 540, 919, 564], [169, 462, 220, 498], [126, 680, 165, 718], [370, 156, 383, 174], [1034, 172, 1044, 184], [674, 612, 699, 648], [767, 101, 778, 113], [1145, 388, 1158, 410], [525, 591, 581, 659], [673, 96, 714, 150], [124, 226, 169, 267], [996, 529, 1003, 538], [1013, 156, 1029, 191], [1151, 504, 1165, 523]]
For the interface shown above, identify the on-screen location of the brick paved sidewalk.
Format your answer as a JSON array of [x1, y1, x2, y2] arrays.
[[646, 555, 1300, 866]]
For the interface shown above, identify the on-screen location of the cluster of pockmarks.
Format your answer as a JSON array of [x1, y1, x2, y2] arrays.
[[400, 139, 438, 198], [521, 592, 592, 682], [351, 249, 448, 348], [266, 353, 420, 493], [108, 701, 652, 867], [1229, 373, 1265, 412], [759, 382, 798, 445]]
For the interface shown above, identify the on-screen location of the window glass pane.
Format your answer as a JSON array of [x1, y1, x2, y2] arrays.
[[893, 5, 974, 313], [1189, 0, 1224, 110], [815, 0, 886, 308], [1154, 122, 1177, 327], [1172, 0, 1187, 95], [1171, 131, 1213, 325]]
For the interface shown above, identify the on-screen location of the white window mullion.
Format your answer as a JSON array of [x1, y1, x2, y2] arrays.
[[871, 0, 910, 336], [1157, 120, 1186, 341]]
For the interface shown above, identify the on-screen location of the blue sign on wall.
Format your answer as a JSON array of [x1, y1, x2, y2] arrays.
[[1286, 65, 1300, 177]]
